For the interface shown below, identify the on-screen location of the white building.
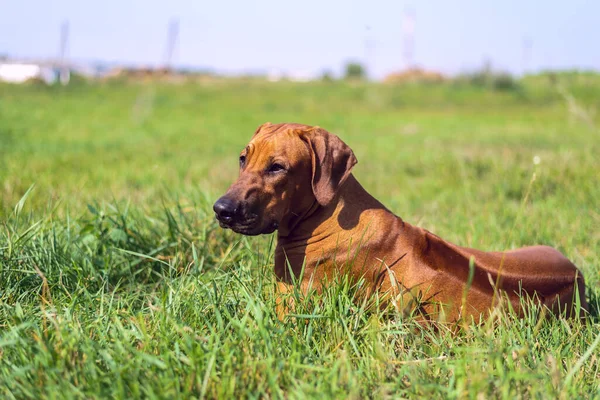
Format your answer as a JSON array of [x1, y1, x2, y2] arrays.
[[0, 62, 63, 84]]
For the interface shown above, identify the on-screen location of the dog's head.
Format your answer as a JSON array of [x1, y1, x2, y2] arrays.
[[213, 122, 357, 235]]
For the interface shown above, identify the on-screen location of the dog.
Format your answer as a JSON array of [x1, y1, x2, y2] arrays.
[[213, 122, 588, 322]]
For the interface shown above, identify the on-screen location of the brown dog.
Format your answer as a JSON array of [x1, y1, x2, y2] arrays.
[[213, 122, 588, 322]]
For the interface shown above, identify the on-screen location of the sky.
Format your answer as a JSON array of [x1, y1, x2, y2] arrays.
[[0, 0, 598, 79]]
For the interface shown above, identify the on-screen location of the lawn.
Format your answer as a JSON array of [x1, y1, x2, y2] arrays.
[[0, 76, 599, 398]]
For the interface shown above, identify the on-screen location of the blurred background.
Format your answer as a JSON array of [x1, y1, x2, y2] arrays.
[[0, 0, 598, 236], [1, 0, 598, 83]]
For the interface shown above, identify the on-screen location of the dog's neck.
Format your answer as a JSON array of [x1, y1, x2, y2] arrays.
[[275, 174, 398, 281], [278, 174, 386, 238]]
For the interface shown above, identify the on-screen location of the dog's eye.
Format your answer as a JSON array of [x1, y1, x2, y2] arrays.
[[239, 155, 246, 168], [267, 163, 286, 173]]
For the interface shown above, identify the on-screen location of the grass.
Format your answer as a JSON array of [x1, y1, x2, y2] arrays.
[[0, 76, 599, 398]]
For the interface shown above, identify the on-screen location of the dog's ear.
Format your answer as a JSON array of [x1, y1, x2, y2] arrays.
[[252, 122, 272, 137], [299, 127, 358, 206]]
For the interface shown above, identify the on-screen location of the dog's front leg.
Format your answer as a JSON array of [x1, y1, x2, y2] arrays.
[[275, 281, 295, 321], [274, 279, 323, 322]]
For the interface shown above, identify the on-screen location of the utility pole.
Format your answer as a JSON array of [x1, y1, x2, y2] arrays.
[[164, 18, 179, 71], [402, 8, 416, 71], [364, 26, 374, 80], [522, 36, 532, 76], [59, 20, 70, 84]]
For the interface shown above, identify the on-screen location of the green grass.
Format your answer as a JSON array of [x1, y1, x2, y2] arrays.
[[0, 77, 599, 398]]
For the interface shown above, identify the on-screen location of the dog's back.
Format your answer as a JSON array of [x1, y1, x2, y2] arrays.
[[409, 227, 588, 320]]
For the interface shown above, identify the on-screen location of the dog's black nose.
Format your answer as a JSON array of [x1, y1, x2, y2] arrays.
[[213, 197, 238, 224]]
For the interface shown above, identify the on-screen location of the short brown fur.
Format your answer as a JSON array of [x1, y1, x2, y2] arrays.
[[215, 123, 589, 323]]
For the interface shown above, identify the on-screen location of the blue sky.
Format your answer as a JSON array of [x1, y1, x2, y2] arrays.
[[1, 0, 598, 78]]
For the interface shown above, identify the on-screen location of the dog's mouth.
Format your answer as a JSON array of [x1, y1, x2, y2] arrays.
[[216, 214, 278, 236]]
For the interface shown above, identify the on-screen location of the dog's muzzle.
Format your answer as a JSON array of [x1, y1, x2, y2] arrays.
[[213, 196, 279, 235], [213, 196, 261, 234], [213, 196, 239, 226]]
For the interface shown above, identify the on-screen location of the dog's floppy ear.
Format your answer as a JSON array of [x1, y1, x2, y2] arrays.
[[299, 127, 358, 206]]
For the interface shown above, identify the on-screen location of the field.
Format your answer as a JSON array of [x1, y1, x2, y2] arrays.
[[1, 76, 599, 398]]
